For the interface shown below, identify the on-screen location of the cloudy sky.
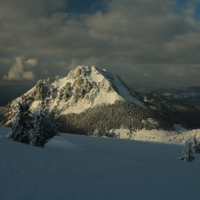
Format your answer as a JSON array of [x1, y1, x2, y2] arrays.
[[1, 0, 200, 88]]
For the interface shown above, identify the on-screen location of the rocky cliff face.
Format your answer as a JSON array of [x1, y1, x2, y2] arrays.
[[1, 66, 200, 134]]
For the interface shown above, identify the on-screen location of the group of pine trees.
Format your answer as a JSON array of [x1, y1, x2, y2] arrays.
[[53, 100, 174, 136], [7, 98, 60, 147]]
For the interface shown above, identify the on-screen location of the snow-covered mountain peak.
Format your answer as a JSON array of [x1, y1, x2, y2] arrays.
[[46, 65, 145, 114], [4, 66, 145, 124], [66, 65, 113, 84]]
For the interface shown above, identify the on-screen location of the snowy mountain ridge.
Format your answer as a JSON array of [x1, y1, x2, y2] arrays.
[[24, 66, 144, 116]]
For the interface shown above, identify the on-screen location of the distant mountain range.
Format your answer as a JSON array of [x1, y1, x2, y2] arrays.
[[135, 86, 200, 110], [1, 66, 200, 135]]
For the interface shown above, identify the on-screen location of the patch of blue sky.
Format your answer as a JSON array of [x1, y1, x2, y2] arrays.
[[45, 0, 100, 17], [195, 3, 200, 21], [64, 0, 106, 14], [178, 0, 200, 21], [0, 54, 12, 59]]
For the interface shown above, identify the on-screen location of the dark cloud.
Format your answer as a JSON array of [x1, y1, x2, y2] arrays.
[[1, 0, 200, 86], [104, 64, 200, 87]]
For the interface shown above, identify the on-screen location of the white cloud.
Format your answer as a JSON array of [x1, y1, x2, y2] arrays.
[[3, 57, 35, 81], [25, 58, 38, 66]]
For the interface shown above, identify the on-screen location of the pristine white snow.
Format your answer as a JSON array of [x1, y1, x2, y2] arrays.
[[1, 126, 200, 200]]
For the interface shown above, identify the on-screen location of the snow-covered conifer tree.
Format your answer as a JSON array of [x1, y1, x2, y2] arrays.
[[181, 139, 195, 162], [29, 108, 60, 147], [7, 98, 32, 144], [8, 99, 60, 147]]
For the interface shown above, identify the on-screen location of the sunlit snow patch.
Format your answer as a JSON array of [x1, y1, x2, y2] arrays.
[[168, 129, 200, 143], [109, 128, 179, 143]]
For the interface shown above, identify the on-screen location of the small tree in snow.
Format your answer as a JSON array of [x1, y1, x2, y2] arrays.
[[190, 137, 200, 154], [191, 137, 198, 154], [181, 138, 195, 162]]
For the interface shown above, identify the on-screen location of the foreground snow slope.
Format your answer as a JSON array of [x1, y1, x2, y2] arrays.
[[1, 127, 200, 200]]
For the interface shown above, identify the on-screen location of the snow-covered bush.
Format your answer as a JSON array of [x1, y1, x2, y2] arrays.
[[180, 139, 195, 162], [8, 99, 60, 147], [188, 137, 200, 154], [180, 137, 200, 162]]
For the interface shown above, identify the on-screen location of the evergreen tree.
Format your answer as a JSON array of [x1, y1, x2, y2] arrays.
[[29, 109, 60, 147], [181, 139, 195, 162], [8, 99, 60, 147], [7, 99, 32, 144]]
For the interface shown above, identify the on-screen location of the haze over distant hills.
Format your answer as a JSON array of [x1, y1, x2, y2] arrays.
[[135, 85, 200, 110]]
